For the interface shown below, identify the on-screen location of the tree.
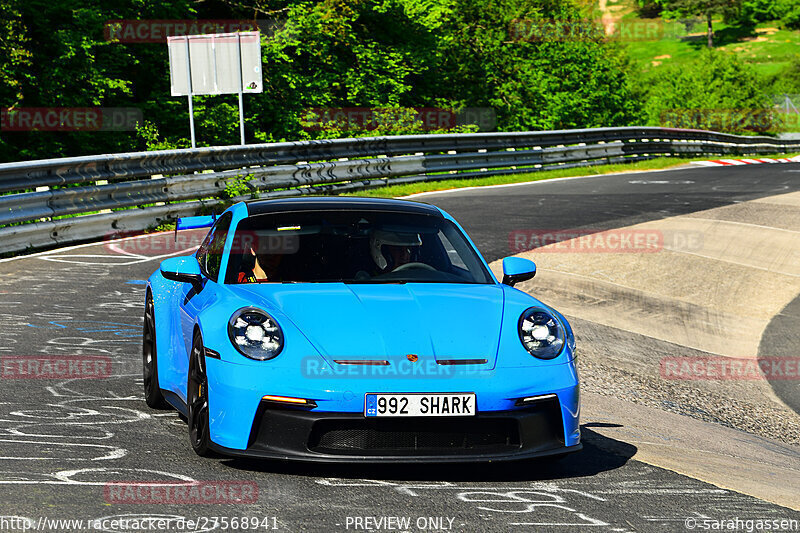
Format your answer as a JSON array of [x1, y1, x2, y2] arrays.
[[0, 0, 196, 162], [658, 0, 741, 47], [0, 0, 644, 161], [397, 0, 640, 131]]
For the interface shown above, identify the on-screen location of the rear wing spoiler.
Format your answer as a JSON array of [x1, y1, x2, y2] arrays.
[[174, 214, 216, 240]]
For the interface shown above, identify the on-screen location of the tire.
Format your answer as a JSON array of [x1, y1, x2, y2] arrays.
[[188, 330, 215, 457], [143, 292, 169, 409]]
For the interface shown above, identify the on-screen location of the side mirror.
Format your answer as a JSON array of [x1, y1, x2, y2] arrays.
[[160, 256, 203, 292], [502, 257, 536, 287]]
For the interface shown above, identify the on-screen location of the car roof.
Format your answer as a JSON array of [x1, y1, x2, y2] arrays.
[[244, 197, 443, 218]]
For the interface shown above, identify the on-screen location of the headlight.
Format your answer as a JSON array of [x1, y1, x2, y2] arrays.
[[228, 307, 284, 360], [518, 307, 565, 359]]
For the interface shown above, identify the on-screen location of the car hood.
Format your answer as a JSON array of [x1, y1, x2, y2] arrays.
[[228, 283, 505, 368]]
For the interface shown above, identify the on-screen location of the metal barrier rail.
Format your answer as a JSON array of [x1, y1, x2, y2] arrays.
[[1, 127, 798, 254]]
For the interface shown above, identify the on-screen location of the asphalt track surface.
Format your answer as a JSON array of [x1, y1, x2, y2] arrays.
[[0, 163, 798, 532]]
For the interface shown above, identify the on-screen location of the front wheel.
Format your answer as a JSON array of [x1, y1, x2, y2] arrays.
[[142, 292, 168, 409], [188, 331, 215, 457]]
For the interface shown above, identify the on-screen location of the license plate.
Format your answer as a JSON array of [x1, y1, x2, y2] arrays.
[[364, 393, 476, 417]]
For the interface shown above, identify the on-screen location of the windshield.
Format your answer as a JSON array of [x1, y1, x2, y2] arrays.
[[224, 210, 493, 285]]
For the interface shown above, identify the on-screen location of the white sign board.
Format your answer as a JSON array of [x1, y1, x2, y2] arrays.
[[167, 31, 262, 96]]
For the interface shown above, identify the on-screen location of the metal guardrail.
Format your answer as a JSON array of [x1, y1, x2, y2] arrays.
[[1, 126, 799, 255]]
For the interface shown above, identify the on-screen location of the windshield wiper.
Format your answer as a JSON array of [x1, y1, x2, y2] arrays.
[[344, 279, 408, 284]]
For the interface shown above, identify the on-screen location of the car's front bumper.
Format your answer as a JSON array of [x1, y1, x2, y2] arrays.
[[208, 396, 581, 463], [205, 354, 581, 459]]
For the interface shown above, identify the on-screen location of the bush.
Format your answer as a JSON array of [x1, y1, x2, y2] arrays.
[[638, 50, 776, 134], [767, 55, 800, 95], [784, 5, 800, 30], [728, 0, 795, 28]]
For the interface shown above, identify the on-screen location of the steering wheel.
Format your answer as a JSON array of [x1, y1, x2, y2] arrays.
[[392, 262, 437, 273]]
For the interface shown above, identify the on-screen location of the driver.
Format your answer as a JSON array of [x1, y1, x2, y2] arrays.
[[238, 246, 282, 283], [369, 230, 422, 273]]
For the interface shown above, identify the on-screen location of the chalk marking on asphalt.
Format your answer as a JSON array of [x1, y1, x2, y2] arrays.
[[0, 439, 125, 460], [509, 518, 608, 526], [316, 479, 607, 501], [105, 242, 149, 258], [318, 479, 614, 529], [38, 246, 198, 266], [0, 228, 204, 264], [0, 230, 174, 264], [456, 490, 610, 527], [0, 468, 195, 486], [55, 468, 194, 485]]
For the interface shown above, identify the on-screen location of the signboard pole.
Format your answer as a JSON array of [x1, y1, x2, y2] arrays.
[[168, 31, 260, 147], [185, 39, 196, 149], [236, 33, 246, 145]]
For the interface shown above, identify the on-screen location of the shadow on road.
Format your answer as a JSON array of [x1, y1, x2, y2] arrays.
[[758, 294, 800, 416], [219, 426, 636, 482]]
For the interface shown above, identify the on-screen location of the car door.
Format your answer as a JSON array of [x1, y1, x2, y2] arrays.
[[175, 213, 232, 401]]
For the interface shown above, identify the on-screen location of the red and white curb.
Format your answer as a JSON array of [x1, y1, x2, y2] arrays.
[[693, 156, 800, 167]]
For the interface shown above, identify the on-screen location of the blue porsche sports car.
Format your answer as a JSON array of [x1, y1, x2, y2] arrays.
[[144, 197, 580, 461]]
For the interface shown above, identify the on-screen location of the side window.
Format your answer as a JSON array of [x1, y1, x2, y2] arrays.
[[196, 213, 232, 282]]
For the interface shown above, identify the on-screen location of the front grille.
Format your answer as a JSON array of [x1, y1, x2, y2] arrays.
[[308, 418, 521, 455]]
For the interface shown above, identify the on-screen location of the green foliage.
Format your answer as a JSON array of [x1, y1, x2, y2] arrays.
[[0, 0, 196, 162], [250, 0, 445, 142], [637, 50, 775, 134], [4, 0, 796, 163], [784, 5, 800, 30], [0, 0, 641, 162], [767, 56, 800, 95], [136, 121, 187, 151], [298, 106, 480, 137], [400, 0, 640, 130], [657, 0, 740, 20], [220, 174, 256, 200], [728, 0, 796, 29]]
